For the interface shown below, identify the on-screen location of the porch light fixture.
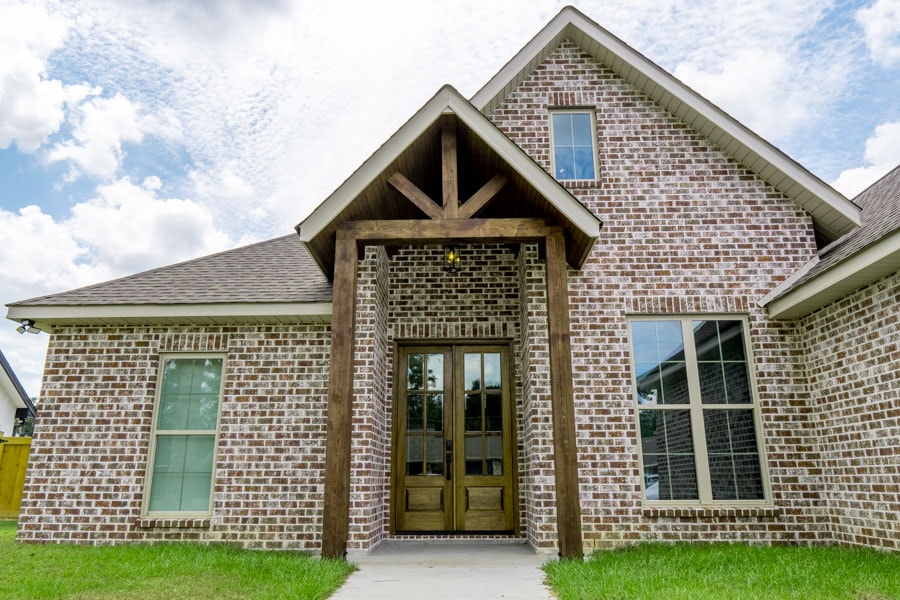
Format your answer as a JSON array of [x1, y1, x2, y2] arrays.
[[16, 319, 41, 335], [443, 245, 460, 273]]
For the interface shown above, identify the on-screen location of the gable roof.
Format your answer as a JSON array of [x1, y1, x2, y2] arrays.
[[765, 164, 900, 319], [0, 348, 35, 417], [471, 6, 861, 245], [297, 85, 603, 279], [6, 235, 333, 327]]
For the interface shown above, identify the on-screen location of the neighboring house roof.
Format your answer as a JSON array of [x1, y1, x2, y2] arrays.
[[0, 348, 35, 418], [297, 85, 604, 280], [471, 5, 861, 245], [765, 165, 900, 319], [6, 235, 333, 328]]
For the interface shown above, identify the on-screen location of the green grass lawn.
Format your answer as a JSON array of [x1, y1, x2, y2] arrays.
[[545, 543, 900, 600], [0, 520, 353, 599]]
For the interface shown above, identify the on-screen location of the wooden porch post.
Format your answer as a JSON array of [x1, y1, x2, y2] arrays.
[[321, 231, 358, 559], [544, 231, 584, 559]]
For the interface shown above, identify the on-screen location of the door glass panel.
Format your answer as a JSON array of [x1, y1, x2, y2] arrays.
[[427, 353, 444, 390], [465, 435, 483, 475], [407, 353, 424, 390], [406, 435, 423, 475], [483, 353, 501, 389], [407, 394, 424, 431], [426, 394, 443, 431], [485, 434, 502, 475], [426, 435, 443, 476], [465, 393, 482, 431], [464, 353, 481, 390], [485, 393, 502, 431]]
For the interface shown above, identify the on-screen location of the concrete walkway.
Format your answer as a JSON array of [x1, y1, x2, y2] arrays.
[[330, 541, 556, 599]]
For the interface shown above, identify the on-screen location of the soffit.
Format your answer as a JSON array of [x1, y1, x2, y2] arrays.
[[470, 6, 861, 244]]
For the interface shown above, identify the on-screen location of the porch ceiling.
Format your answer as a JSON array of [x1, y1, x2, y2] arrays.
[[297, 87, 602, 281]]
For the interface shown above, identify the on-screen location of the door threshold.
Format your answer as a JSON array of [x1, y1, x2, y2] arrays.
[[387, 533, 526, 544]]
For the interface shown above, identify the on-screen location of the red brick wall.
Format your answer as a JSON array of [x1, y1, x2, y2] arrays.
[[800, 270, 900, 551], [490, 40, 827, 549], [18, 326, 330, 550]]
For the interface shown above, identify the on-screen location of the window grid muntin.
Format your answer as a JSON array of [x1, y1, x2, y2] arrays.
[[629, 316, 768, 505]]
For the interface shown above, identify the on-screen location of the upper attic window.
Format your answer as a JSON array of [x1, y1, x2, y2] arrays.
[[550, 110, 597, 181]]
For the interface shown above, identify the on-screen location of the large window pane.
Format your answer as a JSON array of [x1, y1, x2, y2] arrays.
[[149, 435, 215, 512], [695, 320, 753, 405], [148, 357, 222, 514], [704, 409, 764, 500], [639, 410, 698, 501]]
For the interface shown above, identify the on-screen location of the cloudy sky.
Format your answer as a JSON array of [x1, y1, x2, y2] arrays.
[[2, 0, 899, 397]]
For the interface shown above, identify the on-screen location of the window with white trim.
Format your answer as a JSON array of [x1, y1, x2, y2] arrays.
[[550, 110, 597, 180], [629, 318, 768, 503], [144, 355, 224, 515]]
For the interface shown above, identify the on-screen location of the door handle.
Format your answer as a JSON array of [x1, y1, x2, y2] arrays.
[[445, 440, 452, 481]]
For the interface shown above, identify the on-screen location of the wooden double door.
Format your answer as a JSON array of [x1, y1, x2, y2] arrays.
[[393, 344, 516, 533]]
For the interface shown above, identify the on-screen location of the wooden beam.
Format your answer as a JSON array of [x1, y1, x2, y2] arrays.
[[458, 175, 508, 219], [544, 230, 583, 559], [321, 232, 359, 559], [387, 172, 442, 220], [340, 218, 557, 246], [442, 127, 458, 219]]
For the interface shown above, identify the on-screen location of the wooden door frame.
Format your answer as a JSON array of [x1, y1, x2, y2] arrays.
[[389, 340, 520, 536]]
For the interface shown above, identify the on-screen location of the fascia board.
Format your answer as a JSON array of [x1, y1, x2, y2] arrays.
[[0, 371, 27, 410], [297, 88, 453, 243], [766, 229, 900, 319], [5, 302, 333, 327]]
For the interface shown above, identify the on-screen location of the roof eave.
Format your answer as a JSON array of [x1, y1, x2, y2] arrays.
[[0, 349, 32, 410], [470, 6, 861, 241], [5, 302, 334, 328], [765, 229, 900, 319]]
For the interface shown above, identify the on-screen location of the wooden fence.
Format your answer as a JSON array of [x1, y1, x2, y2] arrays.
[[0, 437, 31, 518]]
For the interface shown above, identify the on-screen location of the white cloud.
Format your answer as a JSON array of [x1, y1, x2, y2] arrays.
[[674, 47, 811, 137], [857, 0, 900, 67], [662, 2, 853, 143], [68, 177, 233, 274], [47, 92, 181, 179], [0, 2, 92, 152], [832, 121, 900, 197]]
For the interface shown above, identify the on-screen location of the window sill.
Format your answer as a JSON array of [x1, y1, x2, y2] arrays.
[[643, 506, 780, 519], [558, 179, 598, 189], [136, 517, 211, 529]]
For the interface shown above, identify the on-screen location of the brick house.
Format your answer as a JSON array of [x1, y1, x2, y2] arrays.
[[6, 7, 898, 558]]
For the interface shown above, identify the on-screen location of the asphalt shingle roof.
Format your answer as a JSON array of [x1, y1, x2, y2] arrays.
[[10, 234, 333, 307], [786, 165, 900, 291]]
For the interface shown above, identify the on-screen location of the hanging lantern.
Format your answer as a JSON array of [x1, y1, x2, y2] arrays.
[[443, 245, 460, 273]]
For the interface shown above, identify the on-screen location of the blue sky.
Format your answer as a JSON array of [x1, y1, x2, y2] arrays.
[[1, 0, 899, 396]]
